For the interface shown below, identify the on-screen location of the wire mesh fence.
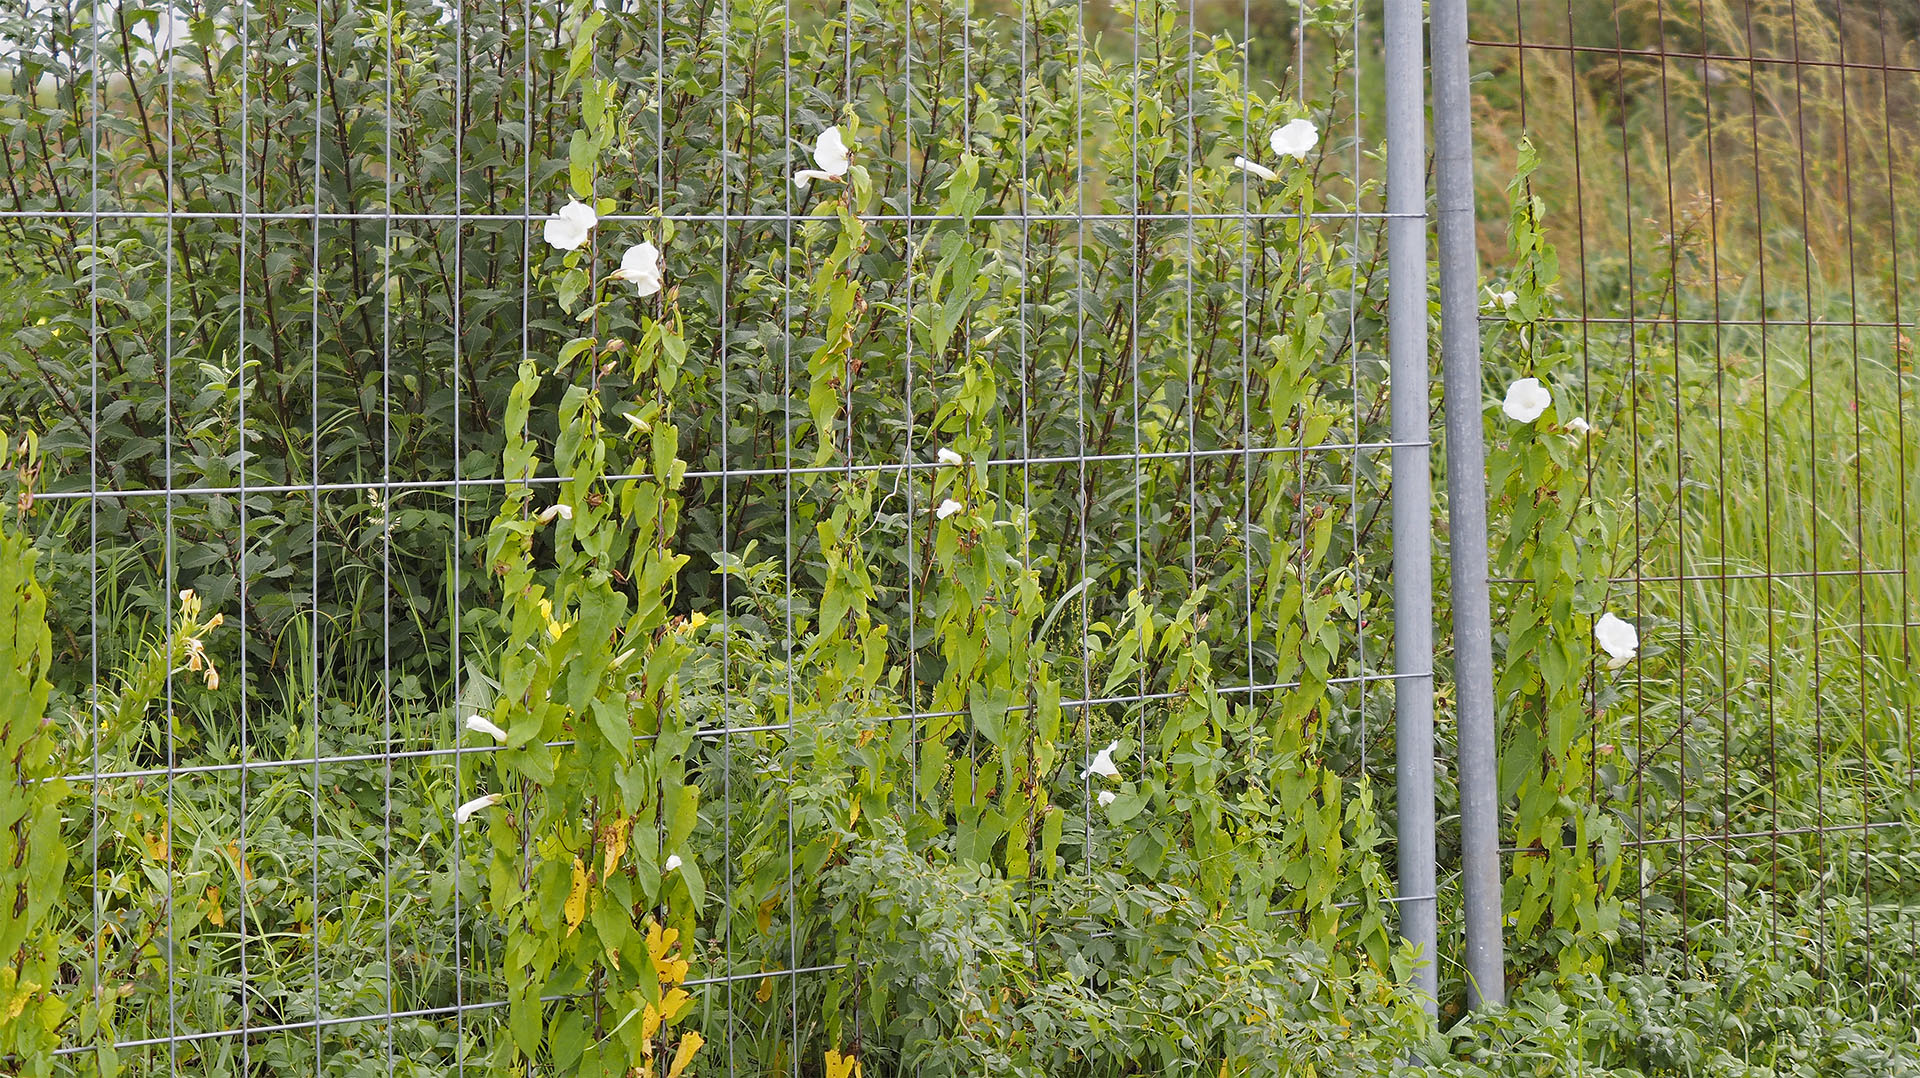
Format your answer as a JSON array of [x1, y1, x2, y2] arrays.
[[1470, 0, 1920, 1025], [9, 0, 1919, 1071], [0, 0, 1440, 1072]]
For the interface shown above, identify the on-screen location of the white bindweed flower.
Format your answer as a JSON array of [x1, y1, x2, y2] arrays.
[[1269, 118, 1319, 160], [465, 715, 508, 744], [936, 448, 965, 466], [543, 200, 598, 251], [536, 502, 574, 524], [792, 127, 851, 188], [1595, 613, 1639, 668], [1231, 156, 1278, 182], [935, 498, 964, 520], [1488, 289, 1520, 310], [1568, 416, 1592, 435], [1097, 790, 1117, 807], [1081, 741, 1122, 781], [1502, 377, 1552, 423], [664, 854, 683, 872], [612, 241, 665, 296], [454, 793, 503, 824]]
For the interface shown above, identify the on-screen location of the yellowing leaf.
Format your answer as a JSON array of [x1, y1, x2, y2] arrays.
[[225, 842, 253, 881], [755, 976, 774, 1003], [602, 818, 630, 879], [666, 1031, 705, 1078], [825, 1047, 861, 1078], [645, 919, 679, 965], [645, 918, 690, 985], [205, 886, 224, 927], [563, 857, 588, 935], [660, 986, 691, 1023], [141, 832, 169, 862], [639, 1002, 664, 1052], [2, 980, 39, 1022]]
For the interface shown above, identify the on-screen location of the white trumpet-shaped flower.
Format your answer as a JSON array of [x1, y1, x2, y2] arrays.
[[612, 241, 665, 296], [1502, 377, 1552, 423], [1595, 613, 1640, 668], [935, 498, 964, 520], [536, 502, 574, 525], [1231, 156, 1278, 182], [792, 127, 851, 188], [1081, 740, 1122, 781], [1568, 416, 1593, 435], [664, 854, 684, 872], [1488, 288, 1519, 310], [465, 715, 509, 744], [1269, 118, 1319, 160], [454, 793, 503, 824], [936, 448, 965, 466], [543, 199, 598, 251], [1097, 790, 1117, 807]]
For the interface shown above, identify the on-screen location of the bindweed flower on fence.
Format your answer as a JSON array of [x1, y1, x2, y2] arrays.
[[793, 127, 851, 188], [454, 793, 503, 824], [1594, 613, 1639, 668], [1231, 155, 1278, 181], [934, 498, 964, 520], [1082, 741, 1122, 780], [543, 199, 598, 251], [936, 447, 964, 466], [465, 715, 509, 743], [613, 241, 665, 296], [1269, 118, 1318, 159], [1502, 377, 1552, 423]]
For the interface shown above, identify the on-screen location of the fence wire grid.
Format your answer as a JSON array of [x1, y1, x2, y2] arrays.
[[1, 0, 1442, 1072], [1472, 0, 1920, 1017]]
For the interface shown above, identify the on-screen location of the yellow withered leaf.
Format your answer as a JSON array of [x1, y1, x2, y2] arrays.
[[1, 982, 38, 1022], [639, 1001, 664, 1053], [754, 976, 774, 1003], [646, 919, 690, 985], [645, 919, 679, 964], [205, 887, 224, 927], [141, 833, 169, 862], [602, 818, 630, 879], [225, 842, 253, 881], [666, 1031, 705, 1078], [824, 1047, 861, 1078], [563, 857, 588, 935]]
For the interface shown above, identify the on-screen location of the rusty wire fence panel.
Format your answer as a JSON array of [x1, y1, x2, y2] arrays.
[[1469, 0, 1920, 1017], [0, 0, 1441, 1071]]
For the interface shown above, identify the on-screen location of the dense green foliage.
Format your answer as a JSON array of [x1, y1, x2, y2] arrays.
[[0, 0, 1916, 1074]]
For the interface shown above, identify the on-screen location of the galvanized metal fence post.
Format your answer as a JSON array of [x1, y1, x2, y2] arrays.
[[1429, 0, 1508, 1009], [1384, 0, 1438, 1016]]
